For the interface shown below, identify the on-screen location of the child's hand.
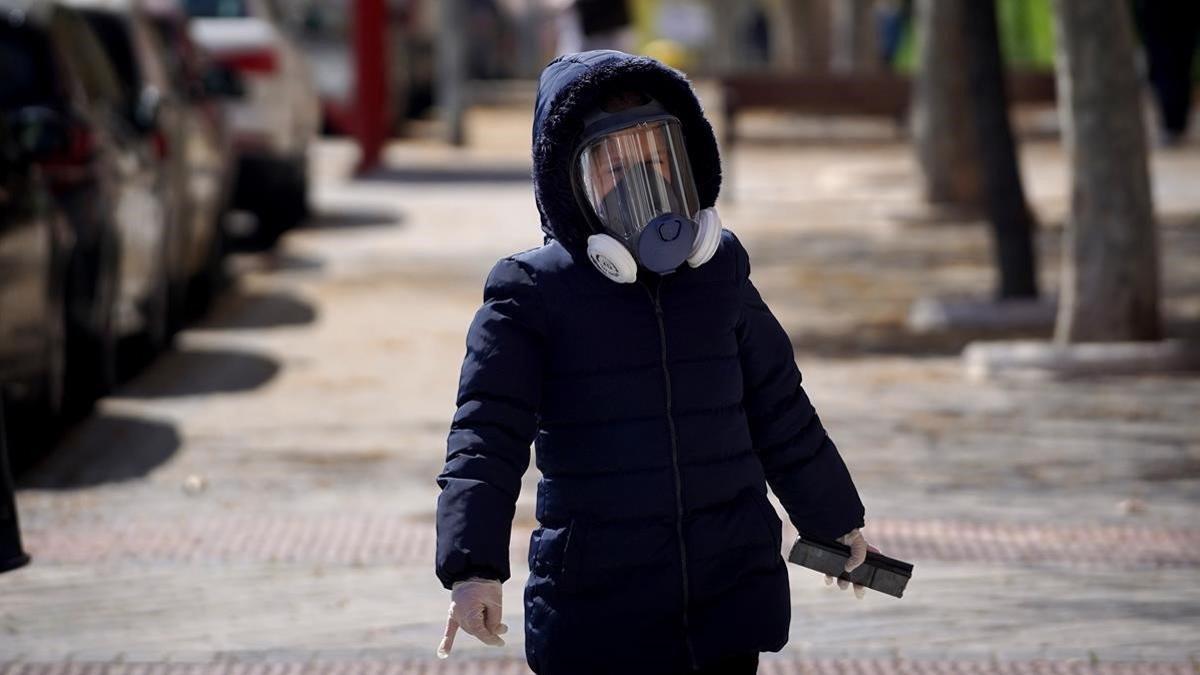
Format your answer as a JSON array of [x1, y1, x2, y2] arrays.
[[436, 577, 508, 658], [823, 528, 879, 599]]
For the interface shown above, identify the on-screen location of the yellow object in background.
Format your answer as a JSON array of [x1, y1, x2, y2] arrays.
[[642, 38, 693, 71]]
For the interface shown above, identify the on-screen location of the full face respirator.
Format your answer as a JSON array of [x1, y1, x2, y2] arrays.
[[569, 95, 721, 283]]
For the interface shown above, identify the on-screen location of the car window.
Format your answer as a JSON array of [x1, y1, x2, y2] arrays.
[[182, 0, 248, 18], [0, 21, 59, 110], [49, 8, 125, 110], [79, 11, 141, 106], [129, 14, 173, 94], [148, 17, 189, 84]]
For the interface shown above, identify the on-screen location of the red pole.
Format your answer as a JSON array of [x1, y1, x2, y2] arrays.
[[353, 0, 389, 174]]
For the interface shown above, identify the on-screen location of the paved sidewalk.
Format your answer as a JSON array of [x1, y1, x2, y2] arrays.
[[2, 107, 1198, 669]]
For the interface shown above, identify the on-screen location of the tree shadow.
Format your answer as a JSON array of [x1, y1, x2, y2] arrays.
[[302, 205, 405, 230], [200, 288, 317, 331], [117, 348, 280, 399], [226, 251, 325, 276], [17, 414, 180, 488], [1165, 318, 1200, 340], [263, 252, 325, 273], [788, 309, 1200, 361], [789, 321, 1051, 360]]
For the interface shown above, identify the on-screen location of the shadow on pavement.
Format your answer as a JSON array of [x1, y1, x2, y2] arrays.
[[303, 206, 404, 230], [118, 348, 280, 399], [226, 251, 326, 277], [356, 165, 531, 184], [17, 414, 180, 488], [201, 289, 317, 331], [788, 322, 1049, 360], [1166, 318, 1200, 340]]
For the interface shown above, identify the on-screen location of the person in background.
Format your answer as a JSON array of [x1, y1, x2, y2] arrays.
[[555, 0, 634, 55], [1134, 0, 1200, 145]]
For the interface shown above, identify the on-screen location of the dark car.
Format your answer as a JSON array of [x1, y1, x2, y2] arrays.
[[0, 2, 114, 432], [0, 17, 74, 438], [0, 0, 174, 419]]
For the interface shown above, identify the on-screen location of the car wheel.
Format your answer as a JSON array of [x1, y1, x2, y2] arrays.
[[166, 231, 189, 338], [119, 244, 171, 379], [42, 276, 68, 419], [9, 293, 67, 468], [187, 221, 227, 318], [271, 158, 309, 229], [230, 156, 305, 251], [63, 236, 119, 418]]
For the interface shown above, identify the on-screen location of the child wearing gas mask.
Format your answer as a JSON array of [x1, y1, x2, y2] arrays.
[[434, 51, 875, 675]]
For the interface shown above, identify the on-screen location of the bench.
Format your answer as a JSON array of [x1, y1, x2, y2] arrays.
[[718, 71, 1056, 199]]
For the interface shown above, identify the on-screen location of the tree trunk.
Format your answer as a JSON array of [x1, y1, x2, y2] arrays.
[[961, 0, 1040, 299], [436, 0, 467, 146], [1050, 0, 1161, 342], [911, 0, 984, 208], [780, 0, 833, 72], [831, 0, 877, 74]]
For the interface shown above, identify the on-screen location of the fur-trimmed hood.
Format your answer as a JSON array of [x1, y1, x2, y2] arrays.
[[531, 50, 722, 253]]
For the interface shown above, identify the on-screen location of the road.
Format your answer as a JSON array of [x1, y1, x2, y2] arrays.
[[2, 107, 1199, 672]]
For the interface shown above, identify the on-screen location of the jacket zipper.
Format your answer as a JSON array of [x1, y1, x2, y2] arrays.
[[642, 276, 699, 671]]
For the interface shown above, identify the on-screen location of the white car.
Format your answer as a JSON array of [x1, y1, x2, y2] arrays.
[[183, 0, 319, 247]]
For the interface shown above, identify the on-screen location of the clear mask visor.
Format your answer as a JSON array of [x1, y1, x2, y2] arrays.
[[577, 118, 700, 242]]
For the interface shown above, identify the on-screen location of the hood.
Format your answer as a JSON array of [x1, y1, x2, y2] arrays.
[[531, 50, 722, 253]]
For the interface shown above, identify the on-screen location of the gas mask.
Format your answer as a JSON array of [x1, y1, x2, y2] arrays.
[[571, 97, 721, 284]]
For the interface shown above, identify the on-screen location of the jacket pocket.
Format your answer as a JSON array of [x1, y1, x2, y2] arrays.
[[529, 520, 584, 594], [747, 488, 783, 553]]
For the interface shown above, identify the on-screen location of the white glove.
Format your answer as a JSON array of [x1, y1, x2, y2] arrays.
[[436, 576, 508, 658], [823, 527, 880, 600]]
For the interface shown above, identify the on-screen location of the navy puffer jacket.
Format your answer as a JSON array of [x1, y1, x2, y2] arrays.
[[435, 51, 866, 674]]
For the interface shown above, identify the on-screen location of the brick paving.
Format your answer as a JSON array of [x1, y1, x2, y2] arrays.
[[2, 108, 1199, 667], [19, 516, 1200, 569], [2, 660, 1197, 675]]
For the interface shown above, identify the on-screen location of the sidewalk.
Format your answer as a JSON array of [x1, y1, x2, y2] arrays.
[[1, 105, 1198, 669]]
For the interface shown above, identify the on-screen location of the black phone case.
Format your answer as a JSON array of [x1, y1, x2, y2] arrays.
[[786, 533, 913, 598]]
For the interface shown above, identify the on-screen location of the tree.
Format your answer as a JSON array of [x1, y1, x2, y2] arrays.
[[776, 0, 833, 72], [961, 0, 1040, 299], [911, 0, 983, 208], [1050, 0, 1161, 342]]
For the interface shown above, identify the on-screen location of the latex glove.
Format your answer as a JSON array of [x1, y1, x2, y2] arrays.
[[823, 527, 881, 599], [436, 576, 508, 658]]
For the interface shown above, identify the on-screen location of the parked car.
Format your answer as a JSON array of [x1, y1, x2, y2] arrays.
[[1, 0, 173, 413], [0, 16, 74, 432], [286, 0, 436, 135], [183, 0, 319, 248], [142, 0, 235, 318], [64, 0, 191, 357]]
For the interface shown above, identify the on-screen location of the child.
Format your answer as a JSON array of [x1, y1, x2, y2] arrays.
[[434, 51, 874, 675]]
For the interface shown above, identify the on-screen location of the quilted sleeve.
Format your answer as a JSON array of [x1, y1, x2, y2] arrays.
[[729, 232, 865, 540], [435, 256, 545, 590]]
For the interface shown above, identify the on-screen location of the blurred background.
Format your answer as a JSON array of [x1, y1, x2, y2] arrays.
[[1, 0, 1198, 671]]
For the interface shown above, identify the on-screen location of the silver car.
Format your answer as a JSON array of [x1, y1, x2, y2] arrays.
[[183, 0, 319, 248]]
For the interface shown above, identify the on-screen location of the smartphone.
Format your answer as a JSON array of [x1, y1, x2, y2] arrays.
[[786, 532, 913, 598]]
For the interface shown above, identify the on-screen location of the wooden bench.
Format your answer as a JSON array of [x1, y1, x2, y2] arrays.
[[718, 71, 1056, 199]]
